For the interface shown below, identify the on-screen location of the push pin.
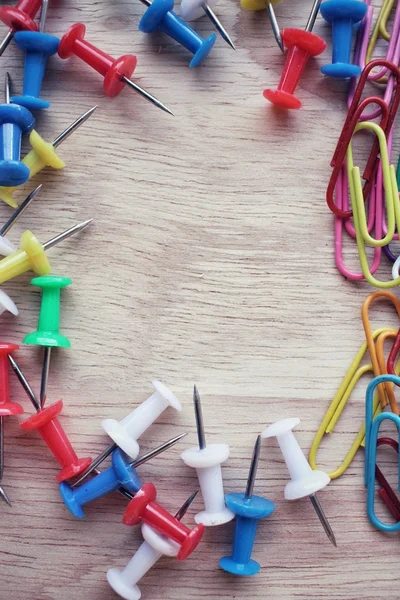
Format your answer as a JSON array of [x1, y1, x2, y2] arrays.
[[24, 275, 72, 410], [58, 23, 173, 115], [12, 0, 60, 110], [0, 185, 41, 256], [0, 106, 97, 209], [262, 418, 337, 547], [107, 491, 198, 600], [0, 0, 42, 57], [0, 73, 35, 187], [0, 343, 23, 506], [73, 381, 182, 487], [219, 436, 275, 576], [0, 219, 92, 285], [123, 482, 205, 560], [179, 0, 235, 50], [180, 385, 234, 526], [240, 0, 284, 53], [138, 0, 217, 68], [59, 433, 186, 518], [320, 0, 367, 78], [8, 355, 92, 482], [263, 0, 326, 109]]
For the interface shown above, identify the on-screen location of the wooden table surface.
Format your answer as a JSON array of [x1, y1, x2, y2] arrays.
[[1, 1, 399, 599]]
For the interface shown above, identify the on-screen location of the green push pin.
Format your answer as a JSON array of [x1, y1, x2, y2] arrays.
[[23, 275, 72, 409]]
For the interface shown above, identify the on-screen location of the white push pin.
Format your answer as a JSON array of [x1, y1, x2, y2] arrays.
[[0, 185, 41, 257], [180, 385, 234, 526], [73, 381, 182, 486], [262, 418, 337, 547], [0, 290, 18, 316], [179, 0, 236, 50], [107, 491, 197, 600]]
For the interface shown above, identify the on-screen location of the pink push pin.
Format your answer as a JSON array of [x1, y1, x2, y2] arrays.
[[263, 0, 326, 109]]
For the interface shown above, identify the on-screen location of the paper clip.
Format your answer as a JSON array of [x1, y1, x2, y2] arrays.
[[309, 328, 387, 479], [334, 165, 382, 281], [328, 60, 400, 218], [387, 327, 400, 374], [361, 290, 400, 412], [365, 0, 400, 83], [347, 121, 400, 247], [364, 374, 400, 532], [375, 437, 400, 521]]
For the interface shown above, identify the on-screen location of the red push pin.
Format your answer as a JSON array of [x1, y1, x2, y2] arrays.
[[0, 343, 23, 507], [8, 355, 92, 483], [123, 482, 204, 560], [58, 23, 173, 115], [263, 0, 326, 109], [0, 0, 42, 57]]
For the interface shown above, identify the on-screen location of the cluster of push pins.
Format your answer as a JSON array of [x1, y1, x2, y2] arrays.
[[0, 0, 382, 120]]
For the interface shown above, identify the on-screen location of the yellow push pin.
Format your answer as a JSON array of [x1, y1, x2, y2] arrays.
[[240, 0, 284, 52], [0, 106, 97, 208], [0, 219, 92, 284]]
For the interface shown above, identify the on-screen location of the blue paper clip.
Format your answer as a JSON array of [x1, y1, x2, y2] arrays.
[[365, 374, 400, 532]]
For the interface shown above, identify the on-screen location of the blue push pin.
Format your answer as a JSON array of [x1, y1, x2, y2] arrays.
[[12, 1, 60, 110], [320, 0, 368, 78], [0, 73, 34, 187], [138, 0, 216, 68], [59, 433, 186, 519], [219, 436, 275, 576]]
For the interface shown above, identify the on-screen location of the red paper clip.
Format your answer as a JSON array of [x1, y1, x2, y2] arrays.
[[327, 60, 400, 218], [387, 328, 400, 375], [376, 437, 400, 521]]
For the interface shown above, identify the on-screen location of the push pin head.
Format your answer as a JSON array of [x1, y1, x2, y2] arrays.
[[320, 0, 367, 79], [102, 380, 181, 459], [219, 436, 275, 577], [181, 385, 234, 526], [123, 482, 204, 560], [0, 0, 40, 37], [23, 276, 72, 347], [139, 0, 217, 68]]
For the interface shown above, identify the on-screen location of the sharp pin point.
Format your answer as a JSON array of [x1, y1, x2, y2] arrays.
[[202, 3, 236, 50], [193, 385, 206, 450], [71, 443, 117, 488], [5, 73, 11, 104], [245, 435, 261, 499], [309, 494, 337, 547], [266, 2, 284, 52], [43, 219, 93, 251], [130, 432, 187, 469], [0, 485, 11, 507], [52, 106, 98, 149], [174, 490, 199, 520], [121, 77, 174, 115], [0, 185, 42, 238], [8, 355, 40, 411], [0, 31, 14, 57]]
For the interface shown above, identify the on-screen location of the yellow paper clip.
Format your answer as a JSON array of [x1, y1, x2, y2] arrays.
[[347, 121, 400, 287], [361, 290, 400, 412], [309, 329, 388, 479]]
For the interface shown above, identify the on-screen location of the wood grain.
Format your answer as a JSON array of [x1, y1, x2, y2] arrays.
[[0, 1, 399, 599]]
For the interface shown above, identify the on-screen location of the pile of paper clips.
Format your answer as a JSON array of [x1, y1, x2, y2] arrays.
[[326, 0, 400, 287]]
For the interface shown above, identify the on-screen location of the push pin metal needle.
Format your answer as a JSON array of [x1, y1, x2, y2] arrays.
[[179, 0, 236, 50], [0, 422, 12, 506], [262, 418, 337, 547], [0, 185, 41, 257], [181, 385, 234, 526], [0, 106, 97, 208], [240, 0, 283, 53]]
